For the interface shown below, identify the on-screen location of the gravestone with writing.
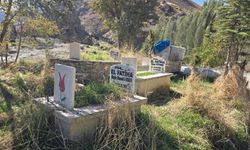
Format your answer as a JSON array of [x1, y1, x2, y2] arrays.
[[150, 57, 166, 73], [69, 42, 81, 60], [110, 49, 121, 61], [121, 57, 137, 73], [110, 64, 136, 94], [54, 64, 76, 109]]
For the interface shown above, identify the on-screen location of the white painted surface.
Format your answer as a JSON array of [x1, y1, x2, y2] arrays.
[[150, 57, 166, 73], [245, 73, 250, 89], [121, 57, 137, 73], [142, 57, 150, 66], [54, 64, 76, 109], [69, 42, 80, 60], [110, 64, 136, 94]]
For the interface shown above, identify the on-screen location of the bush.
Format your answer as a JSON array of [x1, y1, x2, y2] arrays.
[[75, 82, 124, 108]]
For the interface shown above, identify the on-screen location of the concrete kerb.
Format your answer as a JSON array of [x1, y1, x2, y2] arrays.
[[34, 95, 147, 141]]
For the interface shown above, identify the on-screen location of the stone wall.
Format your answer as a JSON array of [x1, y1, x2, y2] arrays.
[[50, 59, 120, 84]]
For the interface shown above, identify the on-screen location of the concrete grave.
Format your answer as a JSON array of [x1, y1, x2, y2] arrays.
[[110, 64, 136, 94], [110, 49, 121, 61], [136, 73, 172, 96], [69, 42, 81, 60], [150, 57, 166, 73], [54, 64, 76, 109], [122, 57, 137, 73], [34, 95, 147, 141]]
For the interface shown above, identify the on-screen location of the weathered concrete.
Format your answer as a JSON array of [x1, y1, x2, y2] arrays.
[[34, 95, 147, 141], [137, 65, 149, 72], [135, 73, 172, 96], [50, 59, 120, 84], [165, 61, 182, 73]]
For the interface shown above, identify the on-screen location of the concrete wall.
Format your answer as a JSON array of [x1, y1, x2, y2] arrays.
[[50, 59, 120, 84], [136, 73, 172, 96]]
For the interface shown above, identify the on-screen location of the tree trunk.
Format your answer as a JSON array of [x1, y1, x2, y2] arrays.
[[5, 44, 8, 66], [224, 48, 231, 76], [0, 0, 13, 43], [15, 22, 23, 63]]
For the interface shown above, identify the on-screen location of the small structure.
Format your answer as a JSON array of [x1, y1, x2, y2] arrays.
[[110, 64, 136, 94], [151, 40, 186, 73], [50, 58, 120, 84], [135, 73, 172, 96], [110, 49, 121, 61], [69, 42, 81, 60], [149, 57, 166, 73], [54, 64, 76, 109]]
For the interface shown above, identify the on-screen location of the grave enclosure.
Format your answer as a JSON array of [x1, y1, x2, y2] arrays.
[[136, 57, 172, 96], [35, 46, 176, 141], [36, 61, 147, 141]]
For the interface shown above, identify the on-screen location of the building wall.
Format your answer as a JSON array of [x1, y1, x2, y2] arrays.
[[50, 59, 120, 84]]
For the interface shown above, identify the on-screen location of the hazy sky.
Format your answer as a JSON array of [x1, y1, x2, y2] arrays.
[[194, 0, 205, 5]]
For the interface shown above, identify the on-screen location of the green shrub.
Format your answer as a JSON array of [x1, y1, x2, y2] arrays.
[[81, 50, 112, 61], [75, 82, 124, 107]]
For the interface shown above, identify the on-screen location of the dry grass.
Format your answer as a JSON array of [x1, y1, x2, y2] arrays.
[[215, 64, 250, 101], [160, 66, 250, 149], [93, 100, 162, 150]]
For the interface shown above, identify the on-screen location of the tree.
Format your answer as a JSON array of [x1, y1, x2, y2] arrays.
[[215, 0, 250, 68], [92, 0, 157, 48], [0, 0, 61, 66]]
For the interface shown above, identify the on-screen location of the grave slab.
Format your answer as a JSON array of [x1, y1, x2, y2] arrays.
[[69, 42, 81, 60], [136, 73, 173, 96], [54, 64, 76, 110], [34, 95, 147, 141]]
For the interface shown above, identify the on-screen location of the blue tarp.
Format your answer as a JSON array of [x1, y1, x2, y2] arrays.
[[152, 40, 171, 54], [0, 10, 5, 23]]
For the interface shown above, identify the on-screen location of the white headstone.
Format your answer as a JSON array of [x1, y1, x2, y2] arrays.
[[142, 57, 150, 66], [69, 42, 81, 60], [110, 49, 121, 61], [110, 64, 136, 94], [54, 64, 76, 109], [121, 57, 137, 73], [150, 57, 166, 73]]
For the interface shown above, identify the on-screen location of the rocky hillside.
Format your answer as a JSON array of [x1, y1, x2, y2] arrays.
[[62, 0, 200, 45]]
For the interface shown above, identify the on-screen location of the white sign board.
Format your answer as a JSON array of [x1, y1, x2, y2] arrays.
[[110, 49, 121, 61], [69, 42, 80, 60], [121, 57, 137, 73], [54, 64, 76, 109], [110, 64, 136, 94], [150, 57, 166, 73]]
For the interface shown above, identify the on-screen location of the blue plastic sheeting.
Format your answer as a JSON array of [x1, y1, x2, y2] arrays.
[[0, 9, 5, 23], [152, 40, 171, 54]]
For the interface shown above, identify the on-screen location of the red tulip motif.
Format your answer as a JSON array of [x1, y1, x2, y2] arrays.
[[59, 72, 66, 92]]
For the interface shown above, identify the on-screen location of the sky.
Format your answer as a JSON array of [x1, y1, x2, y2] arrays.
[[194, 0, 205, 5]]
